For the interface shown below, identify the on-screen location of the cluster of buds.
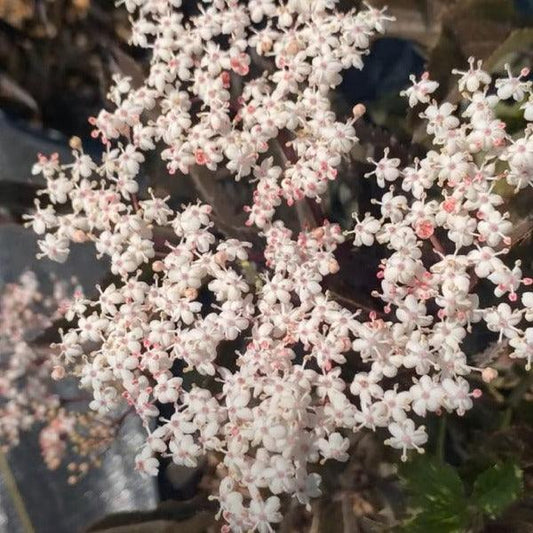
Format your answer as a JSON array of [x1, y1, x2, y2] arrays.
[[25, 0, 533, 530], [39, 407, 126, 483]]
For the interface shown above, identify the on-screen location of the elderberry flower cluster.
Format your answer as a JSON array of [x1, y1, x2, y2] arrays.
[[351, 58, 533, 458], [95, 0, 387, 229], [0, 273, 134, 479], [28, 1, 392, 528], [0, 272, 67, 451], [26, 0, 533, 530]]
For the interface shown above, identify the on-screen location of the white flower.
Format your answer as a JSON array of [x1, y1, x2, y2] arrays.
[[385, 420, 427, 461], [495, 64, 531, 101], [317, 432, 350, 462], [409, 376, 444, 417], [401, 73, 439, 107], [478, 210, 512, 247], [485, 303, 522, 340], [442, 377, 474, 416], [468, 247, 504, 278], [523, 293, 533, 321], [365, 148, 400, 188], [522, 96, 533, 121], [351, 214, 381, 246], [135, 449, 159, 476], [27, 0, 533, 526], [249, 496, 282, 533], [422, 102, 459, 136], [452, 57, 491, 93], [510, 329, 533, 370], [169, 434, 200, 467], [37, 233, 70, 263]]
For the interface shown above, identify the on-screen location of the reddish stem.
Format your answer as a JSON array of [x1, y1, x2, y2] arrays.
[[131, 194, 140, 212], [430, 234, 445, 255]]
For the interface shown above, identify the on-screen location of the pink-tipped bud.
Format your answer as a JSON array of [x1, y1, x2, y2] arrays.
[[214, 251, 228, 267], [52, 365, 65, 380], [415, 219, 435, 239], [152, 260, 165, 272]]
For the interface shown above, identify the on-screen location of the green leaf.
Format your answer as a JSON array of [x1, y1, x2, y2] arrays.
[[484, 29, 533, 72], [472, 460, 523, 519], [399, 456, 469, 533]]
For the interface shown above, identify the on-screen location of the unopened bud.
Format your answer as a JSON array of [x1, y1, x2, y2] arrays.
[[328, 259, 340, 274], [312, 227, 325, 240], [184, 287, 198, 300], [152, 260, 165, 272], [352, 103, 366, 120], [52, 365, 65, 380], [481, 367, 498, 383], [72, 229, 88, 243], [285, 39, 300, 56], [260, 38, 273, 54], [69, 136, 82, 151], [214, 251, 228, 266]]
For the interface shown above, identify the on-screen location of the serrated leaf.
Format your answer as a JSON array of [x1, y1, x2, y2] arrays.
[[399, 456, 469, 532], [472, 460, 523, 519]]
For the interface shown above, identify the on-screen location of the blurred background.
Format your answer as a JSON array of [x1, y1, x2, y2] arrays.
[[0, 0, 532, 532]]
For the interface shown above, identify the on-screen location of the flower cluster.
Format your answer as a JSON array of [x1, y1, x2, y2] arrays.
[[351, 59, 533, 457], [0, 272, 66, 451], [26, 0, 533, 530], [93, 0, 387, 229], [0, 273, 129, 480], [27, 0, 391, 527]]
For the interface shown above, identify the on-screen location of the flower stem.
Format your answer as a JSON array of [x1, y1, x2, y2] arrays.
[[501, 370, 533, 429], [436, 414, 447, 462]]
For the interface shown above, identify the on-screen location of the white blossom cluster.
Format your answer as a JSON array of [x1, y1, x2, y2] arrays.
[[25, 0, 533, 530], [0, 273, 70, 457], [351, 59, 533, 458], [0, 274, 132, 477], [95, 0, 387, 228], [0, 273, 59, 448]]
